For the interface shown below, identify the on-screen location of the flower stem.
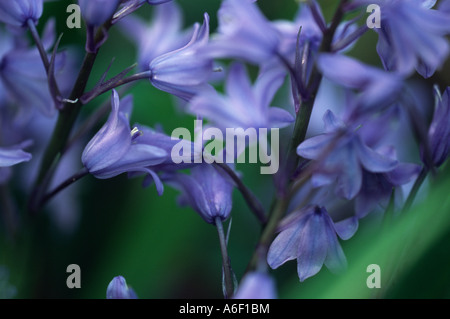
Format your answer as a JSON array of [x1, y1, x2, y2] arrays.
[[215, 217, 234, 299], [39, 167, 89, 208], [27, 19, 49, 70], [80, 70, 151, 104], [402, 167, 428, 213], [28, 21, 112, 215], [214, 162, 267, 224]]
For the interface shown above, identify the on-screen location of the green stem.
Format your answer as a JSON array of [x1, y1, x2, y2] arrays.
[[215, 217, 234, 299], [402, 167, 428, 213], [28, 21, 112, 214]]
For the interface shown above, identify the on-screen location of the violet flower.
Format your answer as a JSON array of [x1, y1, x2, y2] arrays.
[[81, 90, 168, 194], [205, 0, 280, 65], [166, 164, 234, 224], [0, 0, 43, 27], [149, 13, 213, 101], [106, 276, 138, 299], [78, 0, 120, 27], [297, 110, 399, 200], [118, 1, 189, 71], [233, 272, 277, 299], [352, 0, 450, 78], [268, 206, 356, 282], [188, 62, 294, 130], [355, 146, 421, 218], [316, 53, 403, 114]]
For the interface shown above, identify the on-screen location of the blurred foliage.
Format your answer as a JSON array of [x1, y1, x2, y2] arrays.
[[0, 0, 449, 299]]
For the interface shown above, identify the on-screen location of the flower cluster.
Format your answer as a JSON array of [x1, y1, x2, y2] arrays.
[[0, 0, 449, 299]]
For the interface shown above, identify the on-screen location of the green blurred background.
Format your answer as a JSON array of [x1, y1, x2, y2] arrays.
[[1, 0, 449, 299]]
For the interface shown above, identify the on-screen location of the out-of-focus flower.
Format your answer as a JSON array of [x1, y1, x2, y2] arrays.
[[205, 0, 280, 65], [355, 146, 420, 218], [423, 87, 450, 167], [0, 142, 32, 168], [189, 62, 294, 130], [233, 272, 277, 299], [106, 276, 138, 299], [0, 0, 43, 27], [352, 0, 450, 78], [78, 0, 120, 26], [0, 22, 72, 118], [166, 163, 234, 224], [149, 13, 213, 101], [118, 1, 189, 70], [297, 110, 399, 200], [81, 90, 168, 194], [317, 53, 403, 114], [268, 205, 356, 282]]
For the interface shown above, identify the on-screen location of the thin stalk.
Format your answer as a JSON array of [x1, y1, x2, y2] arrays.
[[81, 70, 151, 104], [215, 217, 234, 299], [214, 162, 267, 224], [402, 167, 428, 213], [40, 167, 89, 208], [27, 19, 50, 70]]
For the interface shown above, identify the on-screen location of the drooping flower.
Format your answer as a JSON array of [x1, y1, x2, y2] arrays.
[[166, 163, 234, 224], [233, 272, 277, 299], [297, 110, 399, 200], [268, 205, 356, 282], [0, 0, 43, 27], [354, 146, 421, 218], [316, 53, 403, 114], [188, 62, 294, 130], [106, 276, 138, 299], [149, 13, 214, 101], [118, 1, 189, 71], [81, 90, 168, 194], [78, 0, 121, 27], [205, 0, 280, 65], [423, 87, 450, 167], [352, 0, 450, 78]]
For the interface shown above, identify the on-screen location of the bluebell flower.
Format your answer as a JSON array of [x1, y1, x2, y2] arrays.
[[354, 146, 421, 218], [132, 125, 199, 173], [352, 0, 450, 78], [106, 276, 138, 299], [0, 0, 43, 27], [118, 1, 189, 71], [166, 163, 234, 224], [268, 205, 355, 282], [233, 272, 277, 299], [149, 13, 213, 101], [423, 87, 450, 167], [316, 53, 403, 114], [297, 110, 399, 200], [78, 0, 120, 27], [188, 62, 294, 130], [205, 0, 280, 65], [81, 90, 168, 194]]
